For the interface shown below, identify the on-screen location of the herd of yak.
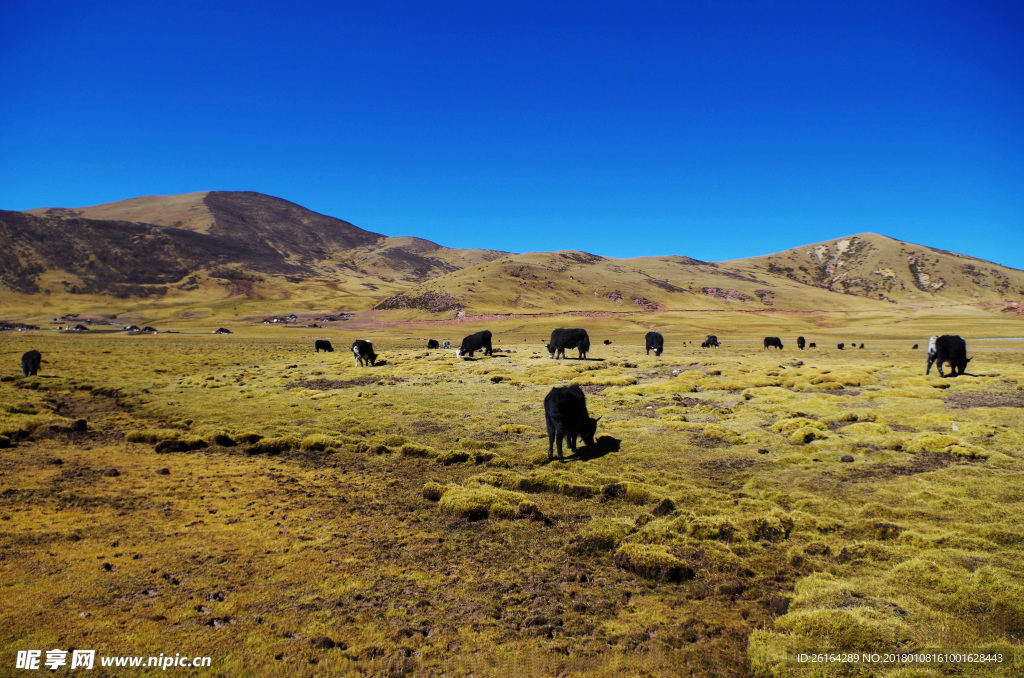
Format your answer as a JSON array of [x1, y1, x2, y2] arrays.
[[305, 330, 971, 379], [15, 331, 971, 464]]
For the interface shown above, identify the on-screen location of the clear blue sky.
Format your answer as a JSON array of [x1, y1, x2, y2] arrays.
[[2, 1, 1022, 268]]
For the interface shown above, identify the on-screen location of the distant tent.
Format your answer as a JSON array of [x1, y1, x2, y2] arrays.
[[73, 324, 89, 331], [142, 326, 158, 333], [212, 328, 232, 334]]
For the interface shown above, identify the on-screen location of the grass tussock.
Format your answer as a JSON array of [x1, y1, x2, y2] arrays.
[[613, 543, 693, 582], [437, 485, 528, 520], [125, 428, 183, 443]]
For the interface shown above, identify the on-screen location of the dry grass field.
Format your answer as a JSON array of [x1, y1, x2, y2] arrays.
[[2, 311, 1024, 676]]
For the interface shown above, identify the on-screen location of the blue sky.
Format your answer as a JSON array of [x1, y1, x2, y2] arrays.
[[2, 1, 1022, 268]]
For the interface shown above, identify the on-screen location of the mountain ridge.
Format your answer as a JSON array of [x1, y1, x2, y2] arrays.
[[5, 192, 1023, 319]]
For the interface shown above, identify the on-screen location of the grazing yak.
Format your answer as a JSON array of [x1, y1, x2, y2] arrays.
[[427, 339, 440, 349], [21, 350, 41, 377], [763, 337, 783, 350], [859, 343, 865, 349], [927, 335, 971, 377], [809, 342, 816, 348], [837, 343, 845, 350], [645, 331, 664, 356], [457, 330, 493, 358], [544, 385, 600, 462], [442, 341, 451, 349], [314, 340, 334, 353], [351, 339, 378, 367], [603, 339, 612, 345], [912, 343, 919, 350], [547, 328, 590, 360], [703, 335, 720, 348], [797, 336, 806, 350]]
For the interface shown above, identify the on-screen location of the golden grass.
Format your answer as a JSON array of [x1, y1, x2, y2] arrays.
[[1, 316, 1023, 676]]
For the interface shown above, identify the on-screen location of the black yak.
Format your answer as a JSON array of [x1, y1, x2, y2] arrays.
[[547, 328, 590, 360], [457, 331, 493, 358], [645, 331, 664, 356], [544, 385, 600, 462], [926, 335, 971, 377], [351, 339, 377, 366], [21, 350, 41, 377]]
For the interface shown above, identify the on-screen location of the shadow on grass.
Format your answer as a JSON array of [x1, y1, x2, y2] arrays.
[[565, 435, 621, 463]]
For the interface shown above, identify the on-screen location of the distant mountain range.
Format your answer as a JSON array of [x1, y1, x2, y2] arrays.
[[2, 191, 1021, 316]]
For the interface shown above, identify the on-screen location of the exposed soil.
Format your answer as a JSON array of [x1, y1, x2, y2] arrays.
[[286, 377, 379, 390], [826, 452, 963, 483], [945, 390, 1024, 409], [688, 434, 732, 450]]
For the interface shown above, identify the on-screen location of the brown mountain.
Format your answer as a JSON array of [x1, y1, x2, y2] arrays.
[[0, 209, 253, 297], [31, 191, 382, 262], [4, 192, 1023, 316], [369, 234, 1024, 314], [10, 191, 505, 300], [727, 233, 1024, 305]]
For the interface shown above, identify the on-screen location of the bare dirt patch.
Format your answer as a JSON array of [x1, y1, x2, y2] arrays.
[[409, 420, 448, 434], [689, 435, 733, 450], [944, 391, 1024, 409], [784, 387, 860, 397], [700, 458, 755, 473], [286, 377, 379, 390], [829, 453, 962, 482]]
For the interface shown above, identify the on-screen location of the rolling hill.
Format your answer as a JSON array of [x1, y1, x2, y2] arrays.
[[3, 191, 1023, 321], [367, 233, 1024, 315], [25, 191, 507, 280], [729, 233, 1024, 305], [5, 192, 505, 313]]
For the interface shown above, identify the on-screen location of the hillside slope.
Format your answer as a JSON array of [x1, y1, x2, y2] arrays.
[[0, 210, 256, 297], [374, 249, 903, 314], [6, 194, 1023, 318], [369, 234, 1024, 314], [28, 191, 506, 280], [13, 192, 506, 300], [727, 233, 1024, 305]]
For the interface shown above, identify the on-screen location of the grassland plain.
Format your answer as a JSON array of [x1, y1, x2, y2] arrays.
[[2, 314, 1024, 677]]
